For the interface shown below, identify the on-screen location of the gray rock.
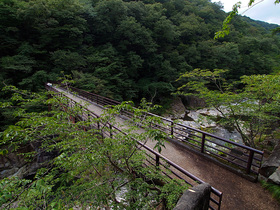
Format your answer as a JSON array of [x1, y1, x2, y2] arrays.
[[173, 183, 211, 210], [180, 95, 206, 108], [0, 143, 57, 179], [260, 141, 280, 178], [11, 165, 28, 179], [165, 97, 186, 119], [0, 167, 19, 179], [268, 166, 280, 185]]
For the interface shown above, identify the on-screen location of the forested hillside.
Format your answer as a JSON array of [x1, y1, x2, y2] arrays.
[[1, 1, 280, 208], [1, 0, 279, 103]]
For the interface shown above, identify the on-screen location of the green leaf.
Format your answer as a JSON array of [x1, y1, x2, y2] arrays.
[[0, 149, 8, 156]]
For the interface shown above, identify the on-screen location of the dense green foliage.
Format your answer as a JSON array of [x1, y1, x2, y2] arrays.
[[1, 0, 280, 207], [176, 69, 280, 148], [0, 0, 279, 103], [0, 86, 188, 209]]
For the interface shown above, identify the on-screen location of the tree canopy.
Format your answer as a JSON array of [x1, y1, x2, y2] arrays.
[[176, 69, 280, 148], [0, 0, 279, 104], [1, 0, 280, 207]]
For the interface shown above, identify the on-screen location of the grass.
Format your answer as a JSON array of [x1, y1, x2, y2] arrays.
[[261, 180, 280, 202]]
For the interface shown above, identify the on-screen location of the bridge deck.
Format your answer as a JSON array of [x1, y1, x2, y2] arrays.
[[54, 86, 280, 210]]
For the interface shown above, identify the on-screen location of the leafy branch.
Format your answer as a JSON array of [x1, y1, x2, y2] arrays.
[[215, 0, 280, 39]]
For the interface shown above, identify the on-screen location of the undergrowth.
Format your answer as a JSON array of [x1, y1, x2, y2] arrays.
[[261, 180, 280, 202]]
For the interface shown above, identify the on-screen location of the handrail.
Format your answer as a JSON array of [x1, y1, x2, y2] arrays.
[[46, 84, 223, 210], [144, 111, 264, 175], [59, 84, 120, 106], [146, 112, 264, 154]]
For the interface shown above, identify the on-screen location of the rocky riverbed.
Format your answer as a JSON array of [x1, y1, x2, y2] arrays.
[[166, 97, 280, 185], [165, 97, 242, 144]]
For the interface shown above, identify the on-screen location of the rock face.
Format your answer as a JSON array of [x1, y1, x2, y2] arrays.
[[260, 141, 280, 185], [0, 145, 32, 179], [165, 97, 186, 119], [268, 167, 280, 185], [180, 95, 206, 108], [176, 109, 242, 144], [0, 144, 57, 179], [165, 97, 243, 144]]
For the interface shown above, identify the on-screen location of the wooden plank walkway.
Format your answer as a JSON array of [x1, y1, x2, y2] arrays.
[[53, 86, 280, 210]]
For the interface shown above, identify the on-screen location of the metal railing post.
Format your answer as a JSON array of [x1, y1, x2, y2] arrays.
[[171, 121, 174, 136], [156, 154, 160, 167], [217, 193, 223, 210], [97, 117, 100, 129], [110, 124, 113, 138], [96, 96, 99, 105], [246, 150, 254, 174], [201, 133, 206, 153]]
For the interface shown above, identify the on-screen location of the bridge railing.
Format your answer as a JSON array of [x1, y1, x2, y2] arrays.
[[46, 85, 223, 210], [84, 109, 223, 210], [47, 83, 264, 178], [59, 84, 120, 107], [145, 112, 264, 177]]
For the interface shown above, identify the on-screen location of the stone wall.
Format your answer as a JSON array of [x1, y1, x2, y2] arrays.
[[173, 183, 211, 210]]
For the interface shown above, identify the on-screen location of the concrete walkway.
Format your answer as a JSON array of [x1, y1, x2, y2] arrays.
[[54, 87, 280, 209]]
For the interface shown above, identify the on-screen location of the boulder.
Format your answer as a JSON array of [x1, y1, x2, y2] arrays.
[[165, 97, 186, 119], [180, 95, 206, 108], [11, 163, 41, 179], [173, 183, 211, 210], [0, 146, 30, 179], [268, 166, 280, 185], [0, 143, 58, 179], [260, 141, 280, 178], [0, 167, 19, 179]]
